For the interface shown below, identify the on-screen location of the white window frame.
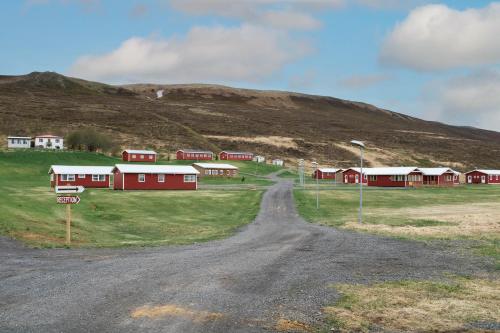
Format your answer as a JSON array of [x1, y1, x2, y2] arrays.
[[61, 174, 75, 181], [158, 174, 165, 183], [369, 175, 377, 181], [92, 174, 105, 182], [138, 174, 145, 182], [140, 155, 144, 159], [78, 174, 86, 179], [184, 174, 196, 183]]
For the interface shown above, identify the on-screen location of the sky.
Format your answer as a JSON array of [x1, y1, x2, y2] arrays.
[[1, 0, 500, 131]]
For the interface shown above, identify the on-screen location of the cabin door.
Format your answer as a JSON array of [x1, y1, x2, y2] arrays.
[[344, 175, 348, 183], [467, 176, 472, 183], [355, 175, 359, 184], [481, 176, 486, 184]]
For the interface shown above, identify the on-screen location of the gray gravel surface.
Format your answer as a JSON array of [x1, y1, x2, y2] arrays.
[[0, 180, 495, 332]]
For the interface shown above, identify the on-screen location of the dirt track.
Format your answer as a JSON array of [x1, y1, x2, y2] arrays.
[[0, 180, 494, 332]]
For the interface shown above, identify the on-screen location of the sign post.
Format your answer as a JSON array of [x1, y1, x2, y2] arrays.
[[55, 186, 84, 246]]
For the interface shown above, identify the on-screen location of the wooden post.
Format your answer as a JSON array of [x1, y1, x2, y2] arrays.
[[66, 204, 71, 245]]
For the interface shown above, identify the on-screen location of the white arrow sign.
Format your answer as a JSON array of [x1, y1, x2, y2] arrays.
[[55, 186, 85, 194]]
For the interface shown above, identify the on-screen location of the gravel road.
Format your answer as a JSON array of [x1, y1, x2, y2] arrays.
[[0, 180, 494, 332]]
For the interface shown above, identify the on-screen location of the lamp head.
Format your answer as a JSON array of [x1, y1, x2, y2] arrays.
[[350, 140, 365, 149]]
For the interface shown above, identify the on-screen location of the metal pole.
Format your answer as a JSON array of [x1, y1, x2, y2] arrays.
[[359, 148, 363, 224], [316, 163, 319, 209]]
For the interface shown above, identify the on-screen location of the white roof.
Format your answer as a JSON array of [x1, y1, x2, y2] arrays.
[[418, 168, 460, 176], [123, 149, 157, 155], [318, 168, 342, 173], [49, 165, 113, 175], [114, 164, 199, 174], [364, 167, 420, 176], [468, 169, 500, 175], [8, 136, 31, 139], [193, 163, 238, 170]]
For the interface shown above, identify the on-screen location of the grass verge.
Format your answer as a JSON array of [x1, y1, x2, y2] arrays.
[[323, 277, 500, 332]]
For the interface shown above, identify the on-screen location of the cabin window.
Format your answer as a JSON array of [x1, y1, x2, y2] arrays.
[[55, 139, 60, 143], [184, 175, 196, 183], [369, 175, 377, 181], [140, 155, 144, 159], [149, 155, 153, 160], [61, 174, 75, 181], [219, 170, 224, 175], [138, 174, 145, 182], [78, 174, 86, 179], [38, 138, 43, 142], [132, 154, 136, 158], [158, 174, 165, 182], [92, 175, 105, 182]]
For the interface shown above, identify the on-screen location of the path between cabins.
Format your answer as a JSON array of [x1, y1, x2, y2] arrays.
[[0, 179, 494, 333]]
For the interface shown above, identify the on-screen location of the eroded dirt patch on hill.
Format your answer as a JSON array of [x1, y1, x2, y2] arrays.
[[346, 202, 500, 238], [204, 135, 299, 149]]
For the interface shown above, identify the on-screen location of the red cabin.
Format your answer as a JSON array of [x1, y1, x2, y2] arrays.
[[49, 165, 113, 189], [176, 149, 213, 160], [465, 169, 500, 184], [313, 168, 343, 180], [342, 168, 367, 184], [113, 164, 199, 190], [419, 168, 460, 186], [219, 151, 254, 161], [122, 150, 157, 163], [365, 167, 423, 187]]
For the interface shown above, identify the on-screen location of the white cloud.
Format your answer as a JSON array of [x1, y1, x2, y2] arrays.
[[168, 0, 341, 30], [338, 73, 392, 89], [380, 3, 500, 71], [69, 25, 311, 84], [422, 70, 500, 131]]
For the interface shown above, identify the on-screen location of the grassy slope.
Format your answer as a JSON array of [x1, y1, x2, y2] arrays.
[[0, 150, 263, 247], [294, 186, 500, 265]]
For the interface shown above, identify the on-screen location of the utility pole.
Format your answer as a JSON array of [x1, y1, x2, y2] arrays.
[[312, 161, 319, 209], [350, 140, 365, 224]]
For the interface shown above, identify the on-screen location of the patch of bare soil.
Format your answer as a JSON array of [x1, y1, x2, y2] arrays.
[[275, 318, 312, 332], [131, 304, 224, 323], [204, 135, 299, 149], [346, 202, 500, 238]]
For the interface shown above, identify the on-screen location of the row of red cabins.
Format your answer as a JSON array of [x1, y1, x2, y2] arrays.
[[121, 149, 254, 162], [313, 167, 500, 187], [49, 163, 241, 191]]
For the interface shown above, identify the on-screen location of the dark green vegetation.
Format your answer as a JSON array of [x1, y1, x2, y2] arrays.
[[2, 71, 500, 168], [0, 151, 263, 247], [295, 186, 500, 265]]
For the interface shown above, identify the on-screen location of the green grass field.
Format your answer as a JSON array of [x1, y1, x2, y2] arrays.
[[0, 150, 263, 247], [295, 186, 500, 264]]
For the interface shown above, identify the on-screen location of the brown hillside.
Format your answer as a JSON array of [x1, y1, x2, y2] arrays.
[[1, 71, 499, 170]]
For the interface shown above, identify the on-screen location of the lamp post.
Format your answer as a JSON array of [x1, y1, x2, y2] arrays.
[[350, 140, 365, 224], [312, 161, 319, 209]]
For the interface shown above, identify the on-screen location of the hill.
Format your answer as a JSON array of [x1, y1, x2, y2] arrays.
[[1, 71, 500, 170]]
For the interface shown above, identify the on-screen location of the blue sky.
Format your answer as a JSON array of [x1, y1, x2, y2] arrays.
[[1, 0, 500, 131]]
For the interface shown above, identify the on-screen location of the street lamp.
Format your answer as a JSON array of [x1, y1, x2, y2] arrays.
[[312, 161, 319, 209], [350, 140, 365, 224]]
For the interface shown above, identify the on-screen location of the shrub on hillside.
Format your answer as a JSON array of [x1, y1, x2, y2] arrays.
[[66, 128, 117, 153]]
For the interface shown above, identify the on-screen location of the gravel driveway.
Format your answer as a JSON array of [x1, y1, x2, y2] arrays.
[[0, 180, 494, 332]]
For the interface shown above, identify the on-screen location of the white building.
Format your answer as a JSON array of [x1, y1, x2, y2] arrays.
[[7, 136, 31, 149], [272, 159, 284, 167], [253, 155, 265, 163], [35, 134, 64, 149]]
